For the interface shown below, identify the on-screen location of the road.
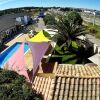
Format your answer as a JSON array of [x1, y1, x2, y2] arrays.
[[35, 18, 46, 32], [86, 34, 100, 47], [81, 15, 100, 26]]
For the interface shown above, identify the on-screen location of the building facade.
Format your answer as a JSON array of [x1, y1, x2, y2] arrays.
[[0, 13, 31, 45]]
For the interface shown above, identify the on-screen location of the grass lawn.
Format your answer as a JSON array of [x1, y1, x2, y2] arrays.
[[62, 54, 77, 64], [50, 44, 90, 64]]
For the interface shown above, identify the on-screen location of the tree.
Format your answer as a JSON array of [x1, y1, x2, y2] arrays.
[[55, 12, 92, 54], [0, 69, 43, 100], [53, 11, 93, 64], [43, 14, 56, 25], [55, 16, 86, 51], [67, 11, 83, 25]]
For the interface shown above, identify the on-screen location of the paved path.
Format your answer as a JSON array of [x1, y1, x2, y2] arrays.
[[86, 34, 100, 46], [6, 34, 29, 46], [35, 18, 46, 32]]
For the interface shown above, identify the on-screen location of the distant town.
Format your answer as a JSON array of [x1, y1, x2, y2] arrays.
[[0, 7, 100, 15]]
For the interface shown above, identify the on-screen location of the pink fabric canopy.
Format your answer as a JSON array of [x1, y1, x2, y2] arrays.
[[7, 43, 30, 82], [28, 42, 50, 76]]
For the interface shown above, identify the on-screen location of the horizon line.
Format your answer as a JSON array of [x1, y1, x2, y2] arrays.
[[0, 6, 100, 11]]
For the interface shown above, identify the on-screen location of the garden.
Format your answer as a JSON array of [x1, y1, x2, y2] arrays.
[[44, 11, 93, 64]]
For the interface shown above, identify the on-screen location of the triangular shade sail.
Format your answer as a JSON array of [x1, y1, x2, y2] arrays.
[[28, 30, 51, 42], [28, 30, 51, 76], [28, 42, 50, 76], [7, 43, 30, 82], [88, 53, 100, 66]]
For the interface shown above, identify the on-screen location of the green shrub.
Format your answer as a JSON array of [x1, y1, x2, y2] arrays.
[[72, 41, 78, 49], [0, 69, 43, 100], [0, 70, 18, 84], [89, 27, 97, 34]]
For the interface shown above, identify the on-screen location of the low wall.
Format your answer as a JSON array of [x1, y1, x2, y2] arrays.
[[93, 43, 100, 54], [38, 62, 58, 73]]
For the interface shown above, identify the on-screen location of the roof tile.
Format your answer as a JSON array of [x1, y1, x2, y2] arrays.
[[33, 64, 100, 99], [56, 64, 100, 78], [32, 76, 52, 100], [48, 76, 100, 100]]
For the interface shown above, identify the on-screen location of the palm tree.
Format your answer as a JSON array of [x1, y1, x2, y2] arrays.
[[55, 17, 88, 51], [51, 12, 93, 64]]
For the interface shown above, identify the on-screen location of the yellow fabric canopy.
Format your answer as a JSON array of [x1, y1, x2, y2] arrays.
[[28, 30, 51, 42]]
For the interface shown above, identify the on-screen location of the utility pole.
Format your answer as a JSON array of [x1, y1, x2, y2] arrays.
[[93, 12, 96, 26]]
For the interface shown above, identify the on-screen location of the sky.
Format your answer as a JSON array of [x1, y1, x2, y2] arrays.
[[0, 0, 100, 10]]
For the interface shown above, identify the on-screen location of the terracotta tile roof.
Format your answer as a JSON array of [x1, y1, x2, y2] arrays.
[[56, 64, 100, 78], [32, 76, 52, 100], [48, 76, 100, 100], [47, 64, 100, 100], [32, 64, 100, 100]]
